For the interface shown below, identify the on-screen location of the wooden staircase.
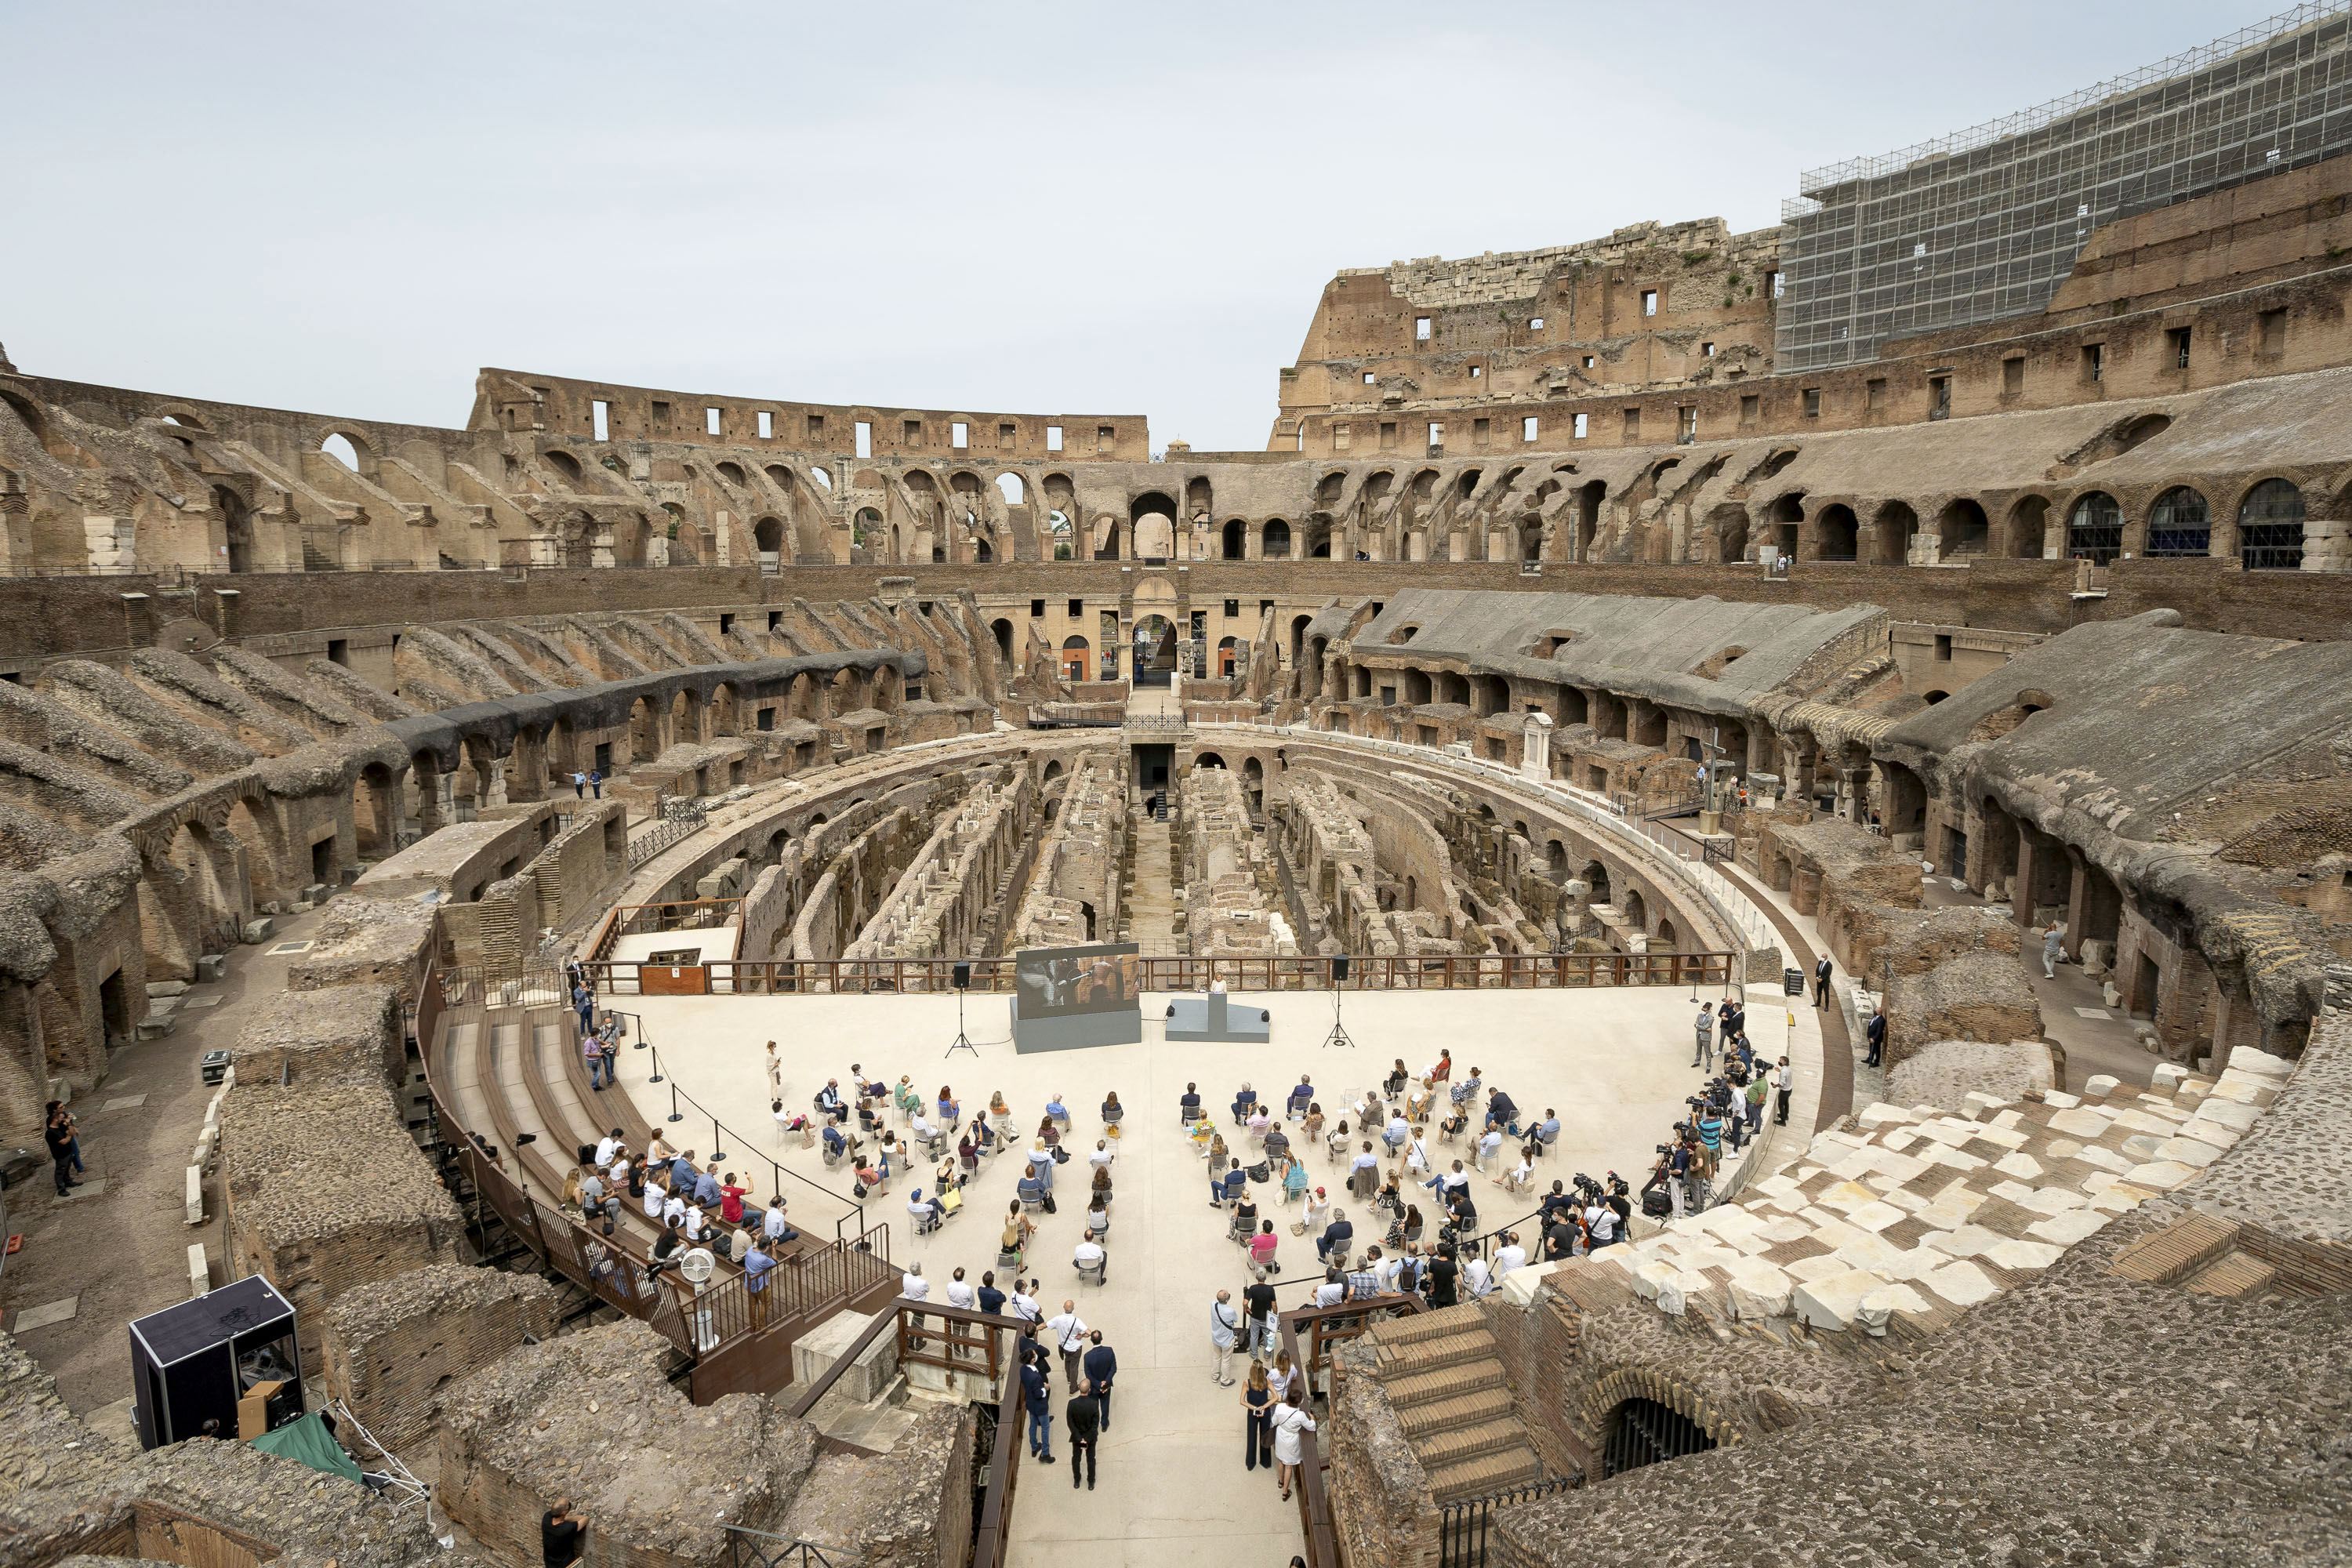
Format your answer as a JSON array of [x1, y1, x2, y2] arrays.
[[1363, 1304, 1544, 1502]]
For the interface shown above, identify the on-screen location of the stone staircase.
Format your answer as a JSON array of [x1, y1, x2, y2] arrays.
[[1363, 1304, 1543, 1502]]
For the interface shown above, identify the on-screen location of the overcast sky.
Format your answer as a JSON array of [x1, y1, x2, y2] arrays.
[[1, 1, 2274, 452]]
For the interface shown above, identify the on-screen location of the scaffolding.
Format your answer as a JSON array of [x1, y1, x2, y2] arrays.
[[1776, 2, 2352, 373]]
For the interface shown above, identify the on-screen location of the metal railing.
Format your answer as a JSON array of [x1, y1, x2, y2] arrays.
[[417, 960, 896, 1392], [723, 1527, 862, 1568], [629, 804, 710, 869], [586, 949, 1730, 996], [1438, 1476, 1573, 1568]]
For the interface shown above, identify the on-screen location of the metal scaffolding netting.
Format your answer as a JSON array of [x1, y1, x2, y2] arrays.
[[1775, 2, 2352, 373]]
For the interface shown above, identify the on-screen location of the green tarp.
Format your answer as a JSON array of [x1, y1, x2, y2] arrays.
[[249, 1410, 365, 1484]]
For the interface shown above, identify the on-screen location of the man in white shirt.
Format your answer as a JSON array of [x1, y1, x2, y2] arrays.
[[946, 1266, 978, 1311], [593, 1128, 622, 1169], [1073, 1237, 1106, 1282], [642, 1184, 664, 1221], [902, 1261, 930, 1301], [1009, 1281, 1043, 1324], [1208, 1290, 1241, 1385], [1313, 1268, 1347, 1307], [1475, 1127, 1504, 1172], [763, 1199, 797, 1243], [1490, 1233, 1528, 1279], [1046, 1301, 1090, 1388], [1774, 1057, 1796, 1127], [662, 1192, 686, 1228], [1464, 1256, 1494, 1298], [910, 1109, 936, 1145], [1087, 1140, 1116, 1171]]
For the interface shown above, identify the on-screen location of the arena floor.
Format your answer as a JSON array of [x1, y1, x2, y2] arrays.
[[616, 980, 1820, 1566]]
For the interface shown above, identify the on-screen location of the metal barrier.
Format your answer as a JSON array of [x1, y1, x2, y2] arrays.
[[1437, 1476, 1572, 1568], [587, 949, 1730, 996], [723, 1527, 862, 1568], [417, 959, 895, 1397]]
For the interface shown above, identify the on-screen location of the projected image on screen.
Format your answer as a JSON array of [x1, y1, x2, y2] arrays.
[[1014, 943, 1141, 1018]]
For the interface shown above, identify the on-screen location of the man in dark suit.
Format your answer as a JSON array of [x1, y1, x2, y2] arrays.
[[1864, 1004, 1886, 1066], [1065, 1378, 1103, 1491], [1082, 1330, 1117, 1430], [1813, 953, 1833, 1008]]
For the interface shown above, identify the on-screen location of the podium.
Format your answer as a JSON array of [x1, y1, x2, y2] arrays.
[[1165, 991, 1272, 1044]]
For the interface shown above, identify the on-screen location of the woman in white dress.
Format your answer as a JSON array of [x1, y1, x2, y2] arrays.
[[1269, 1385, 1318, 1501]]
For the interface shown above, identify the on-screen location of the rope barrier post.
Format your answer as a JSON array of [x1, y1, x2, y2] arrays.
[[648, 1046, 664, 1084], [668, 1084, 684, 1124], [711, 1116, 728, 1164]]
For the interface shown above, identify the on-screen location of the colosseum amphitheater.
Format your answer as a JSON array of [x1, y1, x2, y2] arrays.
[[5, 10, 2352, 1568]]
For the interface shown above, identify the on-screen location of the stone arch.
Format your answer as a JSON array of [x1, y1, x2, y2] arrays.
[[1580, 860, 1611, 904], [318, 430, 371, 473], [1221, 518, 1245, 560], [1870, 500, 1918, 564], [1707, 503, 1749, 564], [1622, 887, 1648, 931], [1937, 498, 1990, 556], [629, 695, 660, 763], [1263, 518, 1292, 558], [214, 485, 254, 572], [2237, 477, 2307, 571], [2146, 486, 2212, 557], [1195, 751, 1227, 769], [2066, 491, 2124, 564], [753, 516, 785, 557], [1061, 635, 1091, 682], [990, 618, 1014, 662], [1809, 503, 1857, 562], [2003, 495, 2050, 558], [710, 681, 739, 736], [355, 760, 402, 857]]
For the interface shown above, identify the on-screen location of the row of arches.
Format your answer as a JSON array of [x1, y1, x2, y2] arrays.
[[1728, 477, 2313, 568]]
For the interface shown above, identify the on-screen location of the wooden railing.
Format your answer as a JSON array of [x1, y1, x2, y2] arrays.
[[1278, 1291, 1428, 1568], [587, 949, 1730, 996], [417, 958, 896, 1400], [786, 1300, 1027, 1568]]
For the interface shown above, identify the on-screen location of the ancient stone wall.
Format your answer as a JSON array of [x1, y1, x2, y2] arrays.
[[1180, 765, 1290, 956], [321, 1262, 559, 1453], [1011, 750, 1124, 948], [437, 1320, 818, 1568]]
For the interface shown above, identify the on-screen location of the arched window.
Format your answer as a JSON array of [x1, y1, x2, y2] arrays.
[[2144, 488, 2209, 557], [996, 473, 1025, 506], [1263, 519, 1292, 558], [1601, 1397, 1718, 1478], [2067, 492, 2122, 564], [320, 434, 361, 471], [2238, 478, 2305, 571], [1221, 519, 1244, 560]]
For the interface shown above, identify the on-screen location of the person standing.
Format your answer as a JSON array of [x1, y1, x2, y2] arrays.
[[1864, 1004, 1886, 1068], [1775, 1056, 1796, 1127], [45, 1105, 78, 1196], [588, 768, 604, 799], [1426, 1243, 1459, 1308], [1046, 1300, 1089, 1389], [1243, 1272, 1278, 1359], [1021, 1349, 1054, 1465], [1242, 1361, 1275, 1470], [1813, 953, 1832, 1008], [976, 1270, 1007, 1316], [1269, 1385, 1318, 1503], [764, 1040, 783, 1095], [597, 1028, 619, 1091], [1209, 1290, 1241, 1385], [1083, 1330, 1117, 1431], [742, 1237, 775, 1329], [540, 1500, 585, 1568], [1692, 1002, 1716, 1069], [570, 771, 586, 800], [1744, 1068, 1769, 1133], [1065, 1377, 1102, 1491], [2043, 920, 2067, 979]]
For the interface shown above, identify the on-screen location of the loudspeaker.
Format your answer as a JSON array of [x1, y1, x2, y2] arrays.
[[953, 962, 973, 990], [1331, 956, 1351, 982]]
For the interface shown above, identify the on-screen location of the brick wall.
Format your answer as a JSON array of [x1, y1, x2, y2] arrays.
[[321, 1264, 558, 1452]]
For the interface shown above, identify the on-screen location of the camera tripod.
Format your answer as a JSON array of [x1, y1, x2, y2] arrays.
[[1322, 984, 1355, 1049], [945, 986, 978, 1059]]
